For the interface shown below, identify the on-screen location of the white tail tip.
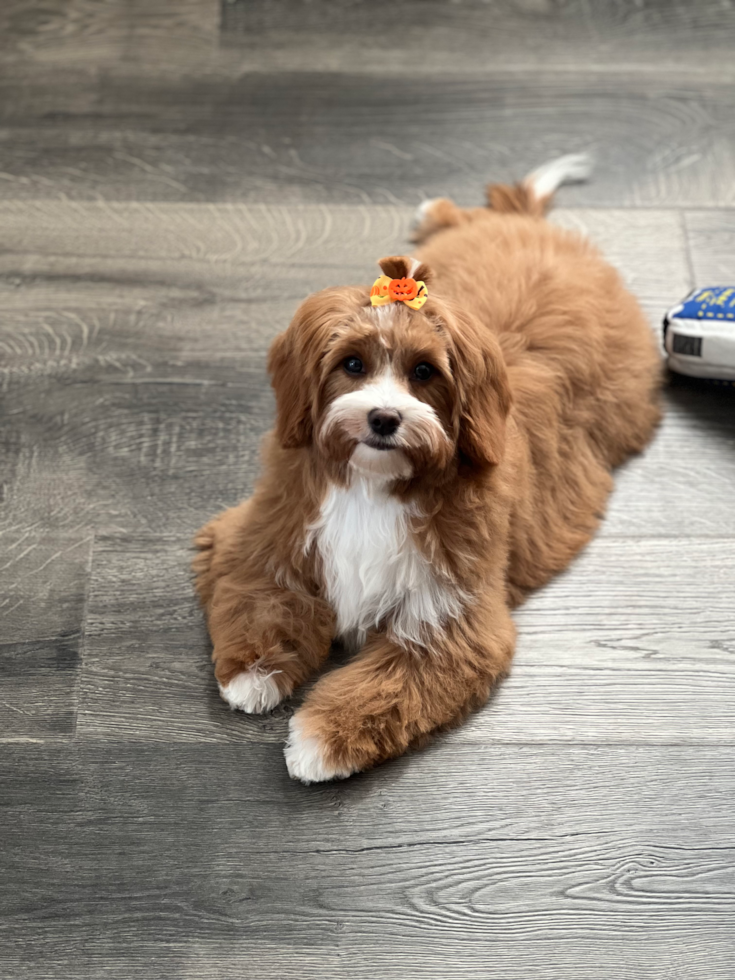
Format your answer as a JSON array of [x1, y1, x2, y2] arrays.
[[524, 153, 594, 202]]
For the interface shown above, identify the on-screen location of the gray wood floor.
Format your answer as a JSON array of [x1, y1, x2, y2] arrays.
[[2, 2, 735, 978]]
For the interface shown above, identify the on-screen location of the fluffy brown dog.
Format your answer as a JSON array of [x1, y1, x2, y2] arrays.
[[193, 154, 661, 783]]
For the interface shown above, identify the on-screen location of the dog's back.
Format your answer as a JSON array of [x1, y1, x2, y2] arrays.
[[414, 157, 662, 601]]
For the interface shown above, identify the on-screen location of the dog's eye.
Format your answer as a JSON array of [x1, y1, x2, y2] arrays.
[[343, 356, 364, 375], [412, 362, 434, 382]]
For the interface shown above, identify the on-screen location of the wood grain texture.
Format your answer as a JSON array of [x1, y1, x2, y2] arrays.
[[76, 534, 293, 743], [0, 1, 732, 206], [3, 0, 733, 77], [223, 0, 735, 74], [0, 0, 220, 73], [0, 334, 275, 537], [0, 71, 734, 205], [0, 201, 410, 305], [3, 742, 735, 979], [0, 533, 91, 739], [606, 381, 735, 536]]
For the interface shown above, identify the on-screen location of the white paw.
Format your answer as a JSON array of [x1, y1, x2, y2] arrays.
[[411, 197, 441, 231], [284, 714, 355, 785], [219, 667, 283, 714]]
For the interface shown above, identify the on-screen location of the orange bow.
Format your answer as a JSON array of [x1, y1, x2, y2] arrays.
[[370, 275, 428, 311]]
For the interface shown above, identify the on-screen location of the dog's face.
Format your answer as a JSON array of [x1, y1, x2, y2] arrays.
[[268, 256, 511, 481]]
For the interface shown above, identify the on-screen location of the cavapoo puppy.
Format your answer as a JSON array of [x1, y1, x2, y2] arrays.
[[194, 154, 661, 783]]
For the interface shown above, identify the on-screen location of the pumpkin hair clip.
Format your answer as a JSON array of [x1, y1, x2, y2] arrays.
[[370, 273, 428, 311]]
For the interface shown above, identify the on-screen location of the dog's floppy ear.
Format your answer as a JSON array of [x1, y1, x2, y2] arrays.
[[267, 326, 313, 449], [459, 354, 511, 468], [445, 309, 512, 469], [378, 255, 432, 284], [268, 286, 365, 449]]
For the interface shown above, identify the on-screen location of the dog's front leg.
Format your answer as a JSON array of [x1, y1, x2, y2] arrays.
[[209, 574, 335, 715], [285, 596, 516, 783]]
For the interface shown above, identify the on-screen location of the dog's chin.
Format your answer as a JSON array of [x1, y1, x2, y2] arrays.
[[349, 442, 413, 480]]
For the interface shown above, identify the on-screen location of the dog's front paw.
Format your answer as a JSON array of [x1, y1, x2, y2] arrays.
[[284, 712, 360, 785], [219, 666, 285, 714]]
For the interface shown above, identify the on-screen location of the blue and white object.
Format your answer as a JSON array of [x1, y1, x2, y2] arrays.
[[664, 287, 735, 381]]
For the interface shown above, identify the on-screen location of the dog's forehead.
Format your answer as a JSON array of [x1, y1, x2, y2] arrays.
[[350, 307, 446, 355]]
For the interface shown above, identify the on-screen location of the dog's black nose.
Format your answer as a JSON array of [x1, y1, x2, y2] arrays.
[[368, 408, 401, 438]]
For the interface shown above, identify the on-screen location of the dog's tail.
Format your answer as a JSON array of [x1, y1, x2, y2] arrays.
[[486, 153, 594, 217]]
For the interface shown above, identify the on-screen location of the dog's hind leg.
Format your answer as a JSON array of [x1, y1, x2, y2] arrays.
[[411, 198, 486, 244], [192, 500, 253, 609]]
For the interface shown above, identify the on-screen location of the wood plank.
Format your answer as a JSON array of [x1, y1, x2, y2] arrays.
[[0, 71, 733, 205], [223, 0, 735, 75], [77, 534, 735, 744], [347, 928, 735, 980], [3, 742, 735, 978], [76, 534, 289, 743], [3, 0, 733, 78], [0, 332, 276, 537], [0, 533, 91, 739], [606, 381, 735, 535], [0, 201, 409, 306], [0, 745, 338, 980], [0, 0, 220, 73], [685, 209, 735, 284]]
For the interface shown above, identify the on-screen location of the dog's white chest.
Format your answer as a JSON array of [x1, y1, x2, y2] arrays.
[[310, 478, 462, 647]]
